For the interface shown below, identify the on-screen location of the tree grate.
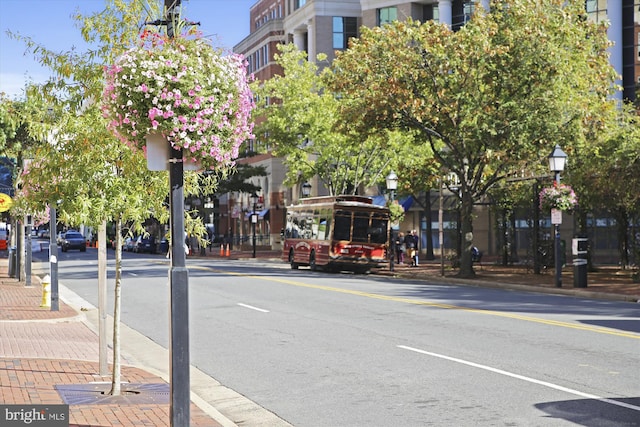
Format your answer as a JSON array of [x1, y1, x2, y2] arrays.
[[55, 382, 170, 405]]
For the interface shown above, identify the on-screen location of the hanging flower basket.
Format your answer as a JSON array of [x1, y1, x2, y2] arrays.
[[539, 183, 578, 211], [102, 27, 254, 169]]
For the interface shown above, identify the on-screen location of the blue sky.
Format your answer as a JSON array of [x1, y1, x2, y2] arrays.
[[0, 0, 256, 99]]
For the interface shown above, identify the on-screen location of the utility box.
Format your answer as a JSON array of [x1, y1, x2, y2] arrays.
[[572, 236, 588, 288]]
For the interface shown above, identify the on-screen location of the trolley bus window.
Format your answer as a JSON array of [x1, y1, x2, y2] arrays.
[[370, 213, 388, 244], [352, 212, 370, 242], [334, 210, 351, 241]]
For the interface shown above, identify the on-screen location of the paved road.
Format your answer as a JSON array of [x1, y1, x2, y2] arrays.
[[39, 249, 640, 426]]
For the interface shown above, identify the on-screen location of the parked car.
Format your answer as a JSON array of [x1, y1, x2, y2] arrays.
[[133, 236, 157, 254], [123, 236, 137, 252], [56, 231, 66, 246], [60, 231, 86, 252]]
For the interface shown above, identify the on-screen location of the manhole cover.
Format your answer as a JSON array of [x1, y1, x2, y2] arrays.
[[55, 383, 169, 405]]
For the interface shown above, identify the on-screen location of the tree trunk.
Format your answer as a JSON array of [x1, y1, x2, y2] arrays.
[[458, 191, 475, 278], [108, 218, 123, 396], [424, 190, 435, 260], [509, 212, 518, 263], [615, 208, 629, 269]]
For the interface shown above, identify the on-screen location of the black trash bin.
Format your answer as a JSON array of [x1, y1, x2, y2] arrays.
[[8, 246, 16, 278], [572, 236, 588, 288]]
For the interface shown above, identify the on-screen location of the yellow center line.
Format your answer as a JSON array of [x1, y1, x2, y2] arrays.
[[192, 266, 640, 339]]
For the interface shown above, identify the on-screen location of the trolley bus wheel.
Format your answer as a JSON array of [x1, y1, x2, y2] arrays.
[[289, 250, 299, 270], [309, 251, 318, 272]]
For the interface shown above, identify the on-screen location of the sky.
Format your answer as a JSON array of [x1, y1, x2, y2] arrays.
[[0, 0, 257, 99]]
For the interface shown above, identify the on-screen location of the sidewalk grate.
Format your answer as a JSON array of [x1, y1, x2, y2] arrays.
[[55, 382, 169, 405]]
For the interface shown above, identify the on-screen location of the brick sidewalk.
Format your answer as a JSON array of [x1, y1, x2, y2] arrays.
[[0, 264, 225, 427]]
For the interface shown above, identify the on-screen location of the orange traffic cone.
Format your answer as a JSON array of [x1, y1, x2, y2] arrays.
[[220, 244, 224, 257], [225, 244, 230, 257]]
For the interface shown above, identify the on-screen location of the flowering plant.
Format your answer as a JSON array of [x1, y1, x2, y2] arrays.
[[539, 183, 578, 211], [102, 27, 254, 169]]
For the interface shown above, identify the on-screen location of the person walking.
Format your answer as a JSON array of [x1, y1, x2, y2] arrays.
[[395, 232, 406, 265], [406, 229, 419, 267]]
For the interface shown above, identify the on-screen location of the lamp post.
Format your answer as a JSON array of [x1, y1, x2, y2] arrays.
[[386, 171, 398, 272], [25, 214, 32, 286], [548, 144, 567, 288], [251, 192, 259, 258], [49, 204, 59, 311], [301, 182, 312, 198]]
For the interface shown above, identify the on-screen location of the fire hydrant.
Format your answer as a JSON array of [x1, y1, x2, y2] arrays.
[[40, 274, 51, 308]]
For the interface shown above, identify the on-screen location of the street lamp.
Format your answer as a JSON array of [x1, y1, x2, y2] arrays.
[[251, 192, 259, 258], [386, 171, 398, 272], [548, 144, 567, 288], [301, 182, 312, 198]]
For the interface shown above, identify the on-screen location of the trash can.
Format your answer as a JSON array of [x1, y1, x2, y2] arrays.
[[572, 236, 588, 288], [8, 246, 16, 278]]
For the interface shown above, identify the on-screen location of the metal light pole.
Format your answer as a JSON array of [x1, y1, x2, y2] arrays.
[[439, 176, 445, 276], [251, 192, 259, 258], [25, 214, 32, 286], [548, 145, 567, 288], [163, 2, 190, 425], [49, 205, 59, 311], [386, 171, 398, 272]]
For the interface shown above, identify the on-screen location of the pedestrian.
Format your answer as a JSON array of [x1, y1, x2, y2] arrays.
[[409, 229, 420, 266], [395, 232, 406, 265], [405, 230, 416, 266]]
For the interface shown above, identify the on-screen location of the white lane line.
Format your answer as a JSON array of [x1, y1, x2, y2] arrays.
[[237, 303, 270, 313], [398, 345, 640, 412]]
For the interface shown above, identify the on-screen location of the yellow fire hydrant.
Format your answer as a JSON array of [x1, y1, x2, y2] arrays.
[[40, 274, 51, 308]]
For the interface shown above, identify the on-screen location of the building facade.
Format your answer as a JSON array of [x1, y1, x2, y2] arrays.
[[231, 0, 639, 258]]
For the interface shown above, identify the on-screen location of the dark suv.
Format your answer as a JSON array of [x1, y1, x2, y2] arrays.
[[61, 231, 86, 252], [133, 236, 157, 254]]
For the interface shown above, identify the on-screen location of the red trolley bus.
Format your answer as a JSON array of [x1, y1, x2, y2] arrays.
[[282, 195, 390, 273]]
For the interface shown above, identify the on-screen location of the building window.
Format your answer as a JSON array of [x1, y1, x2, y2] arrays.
[[294, 0, 306, 11], [585, 0, 608, 23], [378, 7, 397, 26], [333, 17, 358, 50], [423, 4, 439, 23], [452, 0, 474, 31]]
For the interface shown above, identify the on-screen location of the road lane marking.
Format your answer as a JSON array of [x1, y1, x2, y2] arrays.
[[398, 345, 640, 412], [193, 266, 640, 339], [237, 303, 270, 313]]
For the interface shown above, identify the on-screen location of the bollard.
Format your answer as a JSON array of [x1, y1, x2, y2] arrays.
[[40, 274, 51, 307]]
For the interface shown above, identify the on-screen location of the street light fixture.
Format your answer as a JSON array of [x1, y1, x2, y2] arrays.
[[301, 182, 312, 198], [386, 171, 398, 272], [548, 144, 567, 288], [251, 192, 259, 258]]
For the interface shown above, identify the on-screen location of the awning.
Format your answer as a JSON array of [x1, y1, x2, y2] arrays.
[[401, 196, 414, 211], [372, 195, 413, 212], [245, 209, 270, 220]]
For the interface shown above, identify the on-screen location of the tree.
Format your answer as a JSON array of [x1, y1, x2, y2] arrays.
[[7, 0, 236, 396], [252, 43, 411, 195], [330, 1, 618, 277]]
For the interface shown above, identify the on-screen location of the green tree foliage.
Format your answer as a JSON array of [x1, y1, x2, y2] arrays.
[[329, 1, 618, 277], [4, 0, 238, 395], [252, 43, 410, 195]]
